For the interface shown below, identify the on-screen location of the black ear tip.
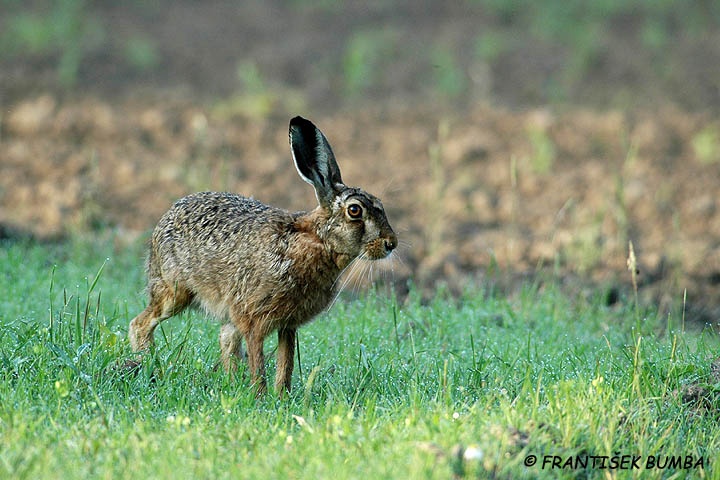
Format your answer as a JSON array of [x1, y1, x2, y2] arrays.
[[290, 115, 319, 134], [290, 115, 311, 129]]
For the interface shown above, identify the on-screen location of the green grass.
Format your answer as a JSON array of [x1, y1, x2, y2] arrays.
[[1, 236, 718, 479]]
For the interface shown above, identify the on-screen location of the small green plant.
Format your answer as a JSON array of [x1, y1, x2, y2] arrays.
[[237, 61, 267, 94], [123, 35, 160, 72], [213, 61, 306, 119], [691, 126, 720, 164], [474, 30, 512, 63], [430, 45, 467, 100], [640, 19, 668, 53], [527, 127, 556, 174], [1, 0, 105, 86], [342, 28, 397, 98], [564, 219, 604, 274]]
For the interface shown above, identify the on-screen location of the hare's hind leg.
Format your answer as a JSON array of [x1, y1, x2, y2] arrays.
[[219, 323, 245, 373], [275, 328, 297, 394], [129, 280, 194, 352]]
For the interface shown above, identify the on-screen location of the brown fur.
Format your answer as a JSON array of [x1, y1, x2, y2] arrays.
[[129, 117, 397, 395]]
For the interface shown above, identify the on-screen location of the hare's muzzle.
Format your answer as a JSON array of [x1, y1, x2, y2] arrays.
[[363, 230, 397, 260], [376, 231, 398, 259], [384, 234, 398, 254]]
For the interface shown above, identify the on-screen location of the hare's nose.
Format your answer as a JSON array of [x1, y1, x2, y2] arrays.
[[384, 234, 398, 252]]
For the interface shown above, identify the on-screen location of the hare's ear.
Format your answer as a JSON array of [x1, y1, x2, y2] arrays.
[[289, 116, 344, 207]]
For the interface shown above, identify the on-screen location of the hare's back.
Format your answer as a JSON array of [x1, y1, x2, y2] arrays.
[[154, 191, 290, 249]]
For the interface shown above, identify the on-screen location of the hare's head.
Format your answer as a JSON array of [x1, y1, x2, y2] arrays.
[[289, 116, 397, 266]]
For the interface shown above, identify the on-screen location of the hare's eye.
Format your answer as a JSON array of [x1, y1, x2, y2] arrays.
[[347, 204, 363, 219]]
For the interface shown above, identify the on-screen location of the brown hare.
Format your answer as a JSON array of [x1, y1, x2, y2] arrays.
[[129, 116, 397, 395]]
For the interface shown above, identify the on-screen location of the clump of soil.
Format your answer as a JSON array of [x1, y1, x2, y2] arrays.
[[675, 358, 720, 416]]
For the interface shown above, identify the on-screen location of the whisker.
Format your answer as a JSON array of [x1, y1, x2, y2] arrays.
[[385, 255, 397, 291], [358, 252, 372, 288], [329, 253, 368, 310], [353, 253, 374, 298], [379, 176, 396, 197], [338, 259, 361, 292], [398, 239, 414, 249], [328, 278, 351, 311], [327, 247, 401, 311], [388, 249, 409, 273], [332, 253, 362, 290], [353, 260, 370, 298], [378, 260, 387, 292], [329, 261, 357, 309], [362, 261, 376, 296]]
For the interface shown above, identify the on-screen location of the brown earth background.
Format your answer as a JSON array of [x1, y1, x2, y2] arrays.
[[1, 1, 720, 324]]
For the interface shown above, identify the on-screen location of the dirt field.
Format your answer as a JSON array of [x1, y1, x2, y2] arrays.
[[1, 2, 719, 324]]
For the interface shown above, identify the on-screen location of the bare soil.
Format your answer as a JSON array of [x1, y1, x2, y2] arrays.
[[1, 2, 719, 324]]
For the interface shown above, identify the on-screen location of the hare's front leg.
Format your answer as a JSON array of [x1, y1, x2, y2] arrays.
[[275, 328, 296, 394], [244, 325, 268, 395]]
